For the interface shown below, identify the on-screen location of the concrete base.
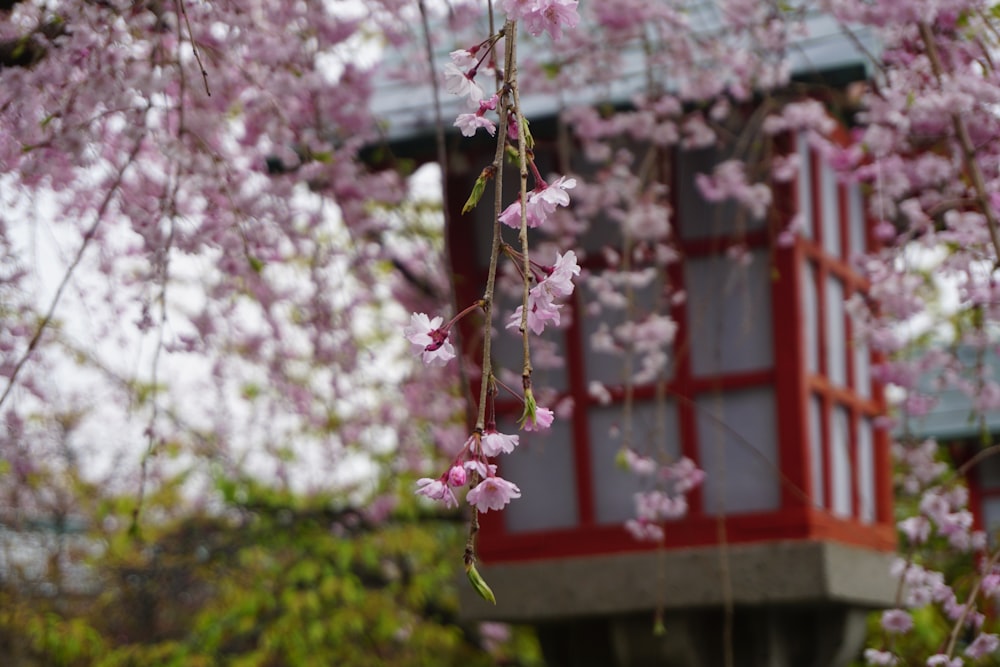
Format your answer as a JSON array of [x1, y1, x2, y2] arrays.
[[460, 540, 896, 621], [534, 604, 871, 667], [459, 541, 896, 667]]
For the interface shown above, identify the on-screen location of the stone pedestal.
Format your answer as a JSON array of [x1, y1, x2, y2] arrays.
[[460, 540, 895, 667], [534, 605, 870, 667]]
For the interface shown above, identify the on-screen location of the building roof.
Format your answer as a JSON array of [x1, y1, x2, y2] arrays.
[[904, 348, 1000, 442], [369, 5, 879, 141]]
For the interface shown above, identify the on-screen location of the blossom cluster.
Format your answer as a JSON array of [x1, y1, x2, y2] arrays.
[[863, 435, 998, 665], [0, 0, 474, 520], [415, 419, 556, 514], [694, 159, 772, 221], [498, 176, 577, 229], [622, 451, 705, 542], [404, 251, 580, 367], [506, 249, 580, 335], [500, 0, 581, 40], [409, 0, 586, 542]]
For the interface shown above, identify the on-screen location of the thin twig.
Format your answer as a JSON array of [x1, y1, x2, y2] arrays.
[[131, 170, 179, 537], [945, 546, 1000, 657], [919, 22, 1000, 270], [463, 499, 480, 567], [830, 21, 888, 81], [175, 0, 211, 96], [957, 443, 1000, 478], [509, 25, 534, 394], [475, 20, 514, 433], [658, 385, 815, 507], [465, 17, 515, 571]]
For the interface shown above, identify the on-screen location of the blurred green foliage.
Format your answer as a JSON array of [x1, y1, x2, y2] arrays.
[[0, 476, 542, 667]]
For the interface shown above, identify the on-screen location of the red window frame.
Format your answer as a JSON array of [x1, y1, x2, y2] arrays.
[[445, 129, 895, 563]]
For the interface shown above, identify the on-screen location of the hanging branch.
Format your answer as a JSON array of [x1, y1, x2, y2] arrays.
[[919, 22, 1000, 270], [509, 24, 534, 402], [463, 19, 516, 591]]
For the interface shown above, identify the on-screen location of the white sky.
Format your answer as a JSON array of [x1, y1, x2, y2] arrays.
[[2, 160, 445, 501]]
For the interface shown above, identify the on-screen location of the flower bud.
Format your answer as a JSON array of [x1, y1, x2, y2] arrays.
[[466, 562, 496, 605], [447, 465, 467, 487]]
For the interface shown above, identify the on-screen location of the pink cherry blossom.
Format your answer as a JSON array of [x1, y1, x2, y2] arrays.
[[662, 457, 705, 494], [625, 518, 664, 542], [533, 176, 577, 211], [981, 573, 1000, 599], [403, 312, 456, 366], [523, 406, 554, 431], [926, 656, 962, 667], [479, 95, 499, 112], [442, 62, 483, 103], [898, 516, 931, 544], [506, 250, 580, 335], [481, 429, 519, 456], [521, 0, 581, 40], [415, 478, 458, 508], [498, 198, 547, 228], [623, 202, 672, 241], [542, 251, 581, 299], [454, 113, 497, 137], [635, 489, 688, 522], [965, 633, 999, 660], [624, 449, 657, 476], [447, 465, 467, 487], [770, 153, 800, 183], [589, 381, 613, 405], [449, 49, 477, 70], [466, 475, 522, 512], [761, 99, 836, 135], [695, 159, 772, 220], [507, 296, 563, 335], [863, 649, 897, 666], [498, 176, 577, 229], [464, 459, 498, 479], [500, 0, 537, 20], [880, 609, 913, 634]]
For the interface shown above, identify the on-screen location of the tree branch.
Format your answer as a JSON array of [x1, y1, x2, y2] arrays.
[[0, 137, 144, 412], [919, 22, 1000, 270]]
